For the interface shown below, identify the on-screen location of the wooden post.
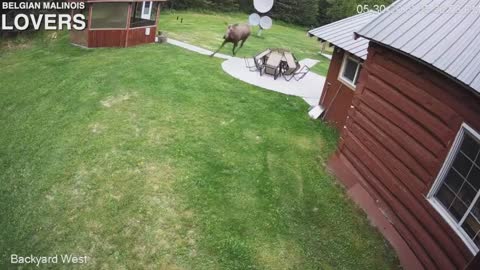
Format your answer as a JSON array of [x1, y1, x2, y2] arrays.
[[87, 3, 92, 30], [125, 2, 133, 47], [156, 2, 161, 35], [86, 3, 93, 47]]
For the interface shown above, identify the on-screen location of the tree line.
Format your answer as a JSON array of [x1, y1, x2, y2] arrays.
[[170, 0, 394, 27]]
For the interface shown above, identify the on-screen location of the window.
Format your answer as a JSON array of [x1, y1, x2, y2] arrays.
[[130, 2, 159, 28], [428, 123, 480, 254], [339, 54, 362, 88], [143, 2, 151, 16], [90, 3, 129, 29]]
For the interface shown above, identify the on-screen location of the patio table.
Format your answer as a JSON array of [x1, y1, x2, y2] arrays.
[[264, 51, 283, 79], [256, 49, 271, 62], [283, 52, 298, 75]]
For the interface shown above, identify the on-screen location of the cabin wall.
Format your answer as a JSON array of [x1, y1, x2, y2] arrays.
[[72, 2, 161, 48], [330, 42, 480, 269], [320, 48, 356, 131], [88, 30, 127, 48], [127, 26, 157, 47]]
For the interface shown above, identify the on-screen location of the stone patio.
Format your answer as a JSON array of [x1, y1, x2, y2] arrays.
[[167, 38, 326, 106], [222, 57, 325, 106]]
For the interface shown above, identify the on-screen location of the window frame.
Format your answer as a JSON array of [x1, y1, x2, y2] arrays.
[[338, 53, 362, 90], [130, 1, 158, 28], [427, 123, 480, 254], [141, 1, 152, 19], [89, 2, 129, 30]]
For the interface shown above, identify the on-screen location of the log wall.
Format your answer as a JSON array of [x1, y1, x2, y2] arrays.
[[320, 48, 356, 131], [332, 42, 480, 269]]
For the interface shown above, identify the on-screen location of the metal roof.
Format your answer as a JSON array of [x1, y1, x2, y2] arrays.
[[356, 0, 480, 94], [308, 12, 379, 60]]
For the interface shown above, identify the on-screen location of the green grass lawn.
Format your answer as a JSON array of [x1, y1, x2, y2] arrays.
[[0, 31, 399, 269], [159, 11, 331, 76]]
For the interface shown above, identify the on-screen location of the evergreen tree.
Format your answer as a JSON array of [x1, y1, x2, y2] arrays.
[[271, 0, 318, 26], [300, 0, 320, 27], [317, 0, 333, 25]]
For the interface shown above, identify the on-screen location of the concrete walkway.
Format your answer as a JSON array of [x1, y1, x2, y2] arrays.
[[167, 38, 232, 60], [167, 38, 326, 106], [320, 53, 332, 60], [222, 57, 325, 106]]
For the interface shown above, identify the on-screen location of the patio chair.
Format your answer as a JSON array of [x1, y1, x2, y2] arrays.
[[283, 64, 310, 81], [244, 57, 265, 75], [282, 54, 311, 81], [244, 49, 271, 75]]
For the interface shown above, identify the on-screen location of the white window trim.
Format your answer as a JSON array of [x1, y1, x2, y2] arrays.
[[427, 123, 480, 255], [141, 1, 153, 19], [338, 53, 362, 90]]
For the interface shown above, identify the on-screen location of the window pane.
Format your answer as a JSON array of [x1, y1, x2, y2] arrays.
[[444, 169, 464, 193], [432, 127, 480, 249], [136, 1, 142, 14], [461, 134, 480, 161], [449, 198, 468, 221], [474, 234, 480, 247], [452, 153, 473, 177], [144, 1, 151, 15], [354, 65, 362, 85], [130, 2, 158, 28], [458, 183, 477, 206], [468, 165, 480, 190], [437, 184, 455, 209], [342, 58, 358, 83], [461, 214, 480, 239], [91, 3, 128, 29], [149, 2, 159, 21], [471, 200, 480, 220]]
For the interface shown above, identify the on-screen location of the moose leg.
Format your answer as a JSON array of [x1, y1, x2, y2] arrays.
[[211, 40, 227, 57], [232, 42, 238, 56], [239, 38, 247, 48]]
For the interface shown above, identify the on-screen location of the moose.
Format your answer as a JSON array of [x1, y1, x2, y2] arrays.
[[211, 24, 251, 57]]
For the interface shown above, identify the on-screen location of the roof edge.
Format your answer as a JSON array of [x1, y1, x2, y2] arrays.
[[308, 11, 379, 35], [358, 38, 480, 97]]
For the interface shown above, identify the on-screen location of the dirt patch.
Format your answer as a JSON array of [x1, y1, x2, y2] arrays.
[[294, 135, 324, 150], [243, 130, 264, 144], [255, 240, 305, 269], [100, 92, 137, 108], [142, 162, 200, 264], [89, 123, 105, 134], [1, 41, 32, 51]]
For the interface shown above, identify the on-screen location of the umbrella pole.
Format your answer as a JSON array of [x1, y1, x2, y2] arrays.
[[257, 26, 263, 37]]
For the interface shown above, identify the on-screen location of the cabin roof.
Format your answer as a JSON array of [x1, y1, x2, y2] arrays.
[[308, 12, 379, 60], [356, 0, 480, 95]]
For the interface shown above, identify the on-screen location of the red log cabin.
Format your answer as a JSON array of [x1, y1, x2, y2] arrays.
[[68, 0, 166, 48], [311, 0, 480, 269], [308, 11, 379, 131]]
